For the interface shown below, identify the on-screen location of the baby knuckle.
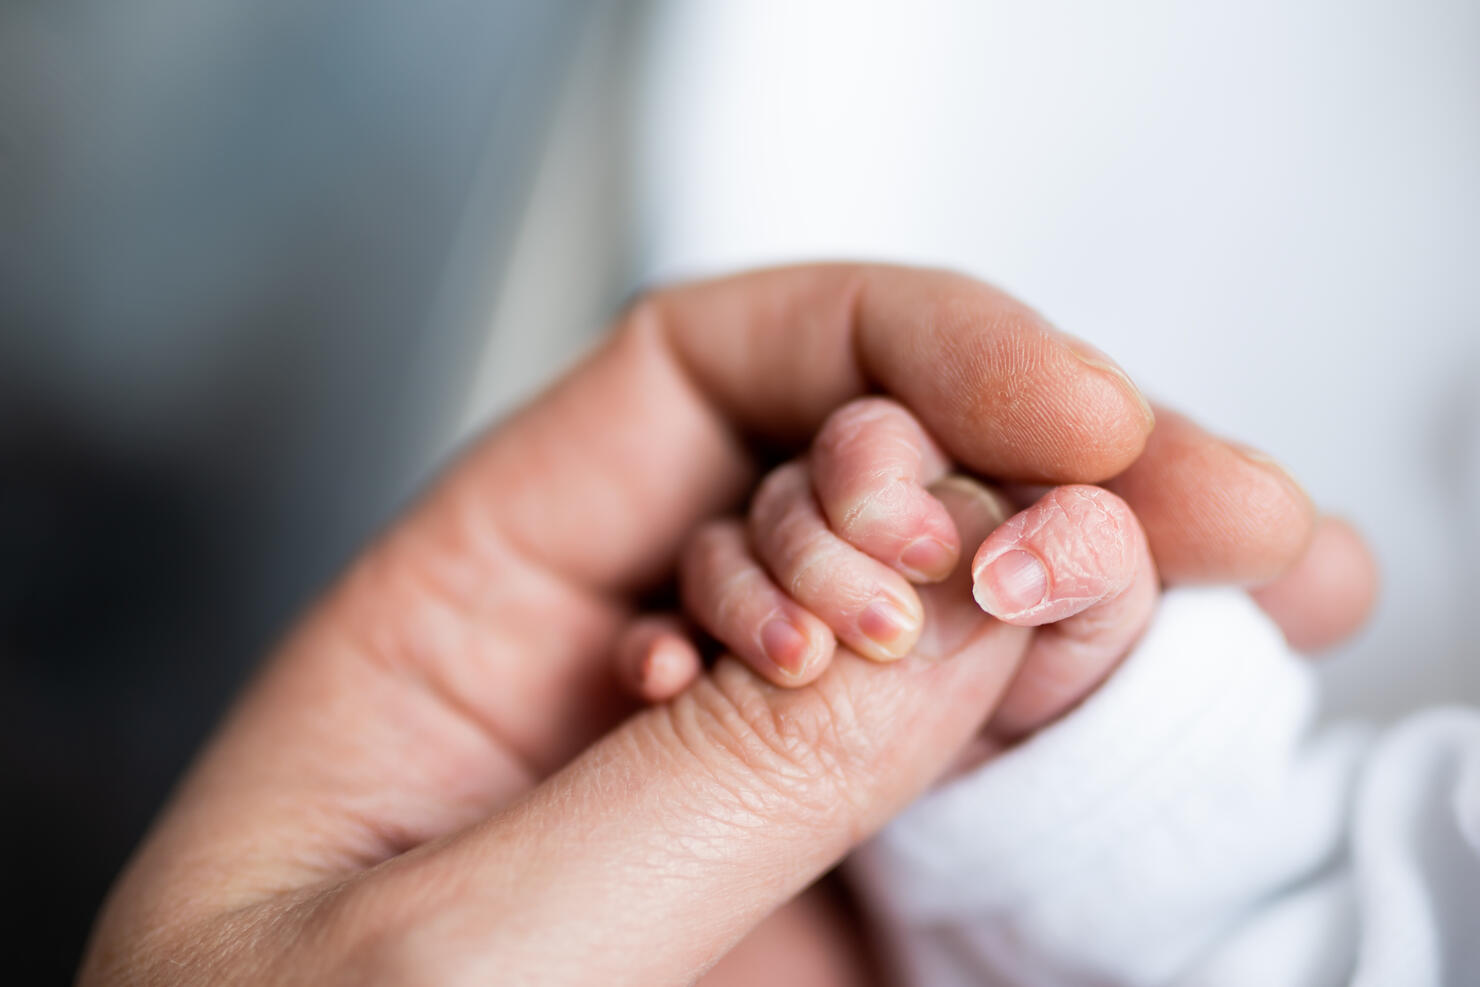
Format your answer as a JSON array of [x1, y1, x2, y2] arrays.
[[815, 397, 910, 464], [681, 520, 741, 575], [781, 539, 835, 600], [836, 478, 916, 542], [751, 463, 813, 536], [762, 512, 827, 586]]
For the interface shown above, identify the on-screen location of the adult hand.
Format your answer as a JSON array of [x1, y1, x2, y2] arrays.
[[80, 265, 1372, 985]]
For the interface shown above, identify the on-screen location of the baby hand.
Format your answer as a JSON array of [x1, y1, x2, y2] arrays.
[[615, 397, 1158, 741]]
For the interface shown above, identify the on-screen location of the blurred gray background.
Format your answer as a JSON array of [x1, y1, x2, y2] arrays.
[[0, 3, 635, 978], [5, 2, 1479, 981]]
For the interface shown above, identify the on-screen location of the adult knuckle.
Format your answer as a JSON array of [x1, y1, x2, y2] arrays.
[[666, 665, 871, 830]]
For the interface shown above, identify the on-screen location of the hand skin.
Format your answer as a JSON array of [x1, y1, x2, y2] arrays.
[[621, 396, 1161, 741], [78, 264, 1375, 986]]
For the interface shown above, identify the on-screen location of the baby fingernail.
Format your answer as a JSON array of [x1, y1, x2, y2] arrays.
[[859, 598, 918, 658], [761, 617, 812, 676], [900, 536, 955, 581], [973, 550, 1048, 617]]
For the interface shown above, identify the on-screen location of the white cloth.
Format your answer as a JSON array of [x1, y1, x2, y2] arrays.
[[621, 7, 1480, 978], [848, 589, 1480, 986], [633, 0, 1480, 723]]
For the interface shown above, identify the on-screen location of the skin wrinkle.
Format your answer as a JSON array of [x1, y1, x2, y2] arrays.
[[696, 536, 763, 631], [685, 517, 844, 680], [743, 459, 923, 668], [758, 465, 882, 599], [336, 553, 549, 792], [938, 307, 1040, 447], [681, 667, 859, 836], [755, 473, 836, 587], [826, 400, 903, 443], [117, 882, 335, 987], [801, 669, 880, 826], [650, 690, 807, 842], [773, 511, 874, 609], [978, 481, 1159, 739], [785, 537, 840, 601], [105, 267, 1347, 986], [840, 477, 913, 533], [977, 487, 1138, 622], [217, 638, 528, 897], [816, 398, 932, 534]]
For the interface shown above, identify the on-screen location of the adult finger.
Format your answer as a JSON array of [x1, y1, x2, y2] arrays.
[[85, 264, 1153, 943], [276, 479, 1029, 987], [1104, 407, 1315, 586], [468, 264, 1153, 596], [1249, 515, 1379, 653], [1103, 408, 1379, 649]]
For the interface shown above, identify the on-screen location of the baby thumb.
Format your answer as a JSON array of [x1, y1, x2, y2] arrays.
[[314, 479, 1029, 986]]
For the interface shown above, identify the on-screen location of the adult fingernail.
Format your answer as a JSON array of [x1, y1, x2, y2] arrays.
[[973, 549, 1049, 618], [1064, 336, 1156, 430], [858, 598, 918, 659], [1232, 443, 1308, 499], [761, 617, 813, 677], [900, 536, 956, 581]]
